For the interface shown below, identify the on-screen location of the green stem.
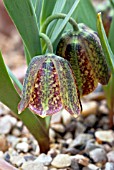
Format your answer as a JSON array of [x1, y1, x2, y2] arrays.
[[39, 33, 53, 53], [41, 13, 79, 33]]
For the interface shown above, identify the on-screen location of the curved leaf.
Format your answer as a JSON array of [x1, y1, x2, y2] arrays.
[[3, 0, 42, 58], [0, 51, 49, 153]]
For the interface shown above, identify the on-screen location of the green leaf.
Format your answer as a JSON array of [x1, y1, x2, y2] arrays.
[[40, 0, 57, 25], [110, 0, 114, 8], [108, 15, 114, 54], [24, 45, 31, 65], [97, 13, 114, 126], [103, 75, 114, 108], [6, 66, 23, 90], [0, 51, 49, 153], [35, 0, 43, 27], [3, 0, 42, 58], [97, 12, 114, 72], [30, 0, 36, 7], [73, 0, 97, 31]]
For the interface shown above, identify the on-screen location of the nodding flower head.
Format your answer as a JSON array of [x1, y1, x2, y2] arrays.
[[56, 23, 110, 96], [18, 54, 82, 118]]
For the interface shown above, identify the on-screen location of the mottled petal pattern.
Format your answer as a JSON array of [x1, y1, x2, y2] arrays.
[[78, 23, 110, 85], [56, 23, 110, 96], [53, 56, 82, 117], [18, 54, 81, 118], [18, 56, 46, 113]]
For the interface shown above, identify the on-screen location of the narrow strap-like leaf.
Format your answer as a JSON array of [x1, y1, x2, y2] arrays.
[[3, 0, 42, 58], [97, 12, 114, 73]]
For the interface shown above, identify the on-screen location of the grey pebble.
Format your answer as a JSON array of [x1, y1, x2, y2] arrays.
[[84, 115, 97, 127], [85, 140, 101, 152], [10, 155, 26, 167], [71, 158, 80, 170], [63, 147, 80, 155], [70, 133, 93, 148], [105, 162, 114, 170], [24, 155, 36, 161], [35, 153, 52, 166], [89, 148, 107, 163], [0, 115, 17, 134], [107, 151, 114, 162], [21, 161, 45, 170], [75, 122, 86, 137]]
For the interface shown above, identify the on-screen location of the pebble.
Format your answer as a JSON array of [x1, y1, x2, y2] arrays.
[[61, 109, 71, 125], [24, 155, 36, 161], [89, 148, 107, 163], [49, 128, 56, 142], [0, 135, 9, 152], [95, 130, 114, 143], [71, 158, 80, 170], [51, 124, 65, 133], [107, 151, 114, 162], [21, 160, 45, 170], [85, 141, 101, 152], [0, 158, 17, 170], [98, 117, 109, 130], [65, 121, 76, 132], [63, 148, 80, 155], [35, 153, 52, 166], [12, 128, 21, 137], [64, 132, 73, 140], [84, 115, 97, 127], [81, 101, 98, 116], [87, 163, 100, 170], [0, 151, 4, 158], [7, 135, 20, 147], [70, 133, 93, 147], [51, 154, 71, 168], [48, 148, 58, 158], [71, 154, 89, 167], [98, 102, 109, 114], [103, 144, 112, 153], [51, 112, 62, 124], [105, 162, 114, 170], [0, 102, 10, 116], [15, 142, 29, 153], [75, 122, 86, 137], [0, 115, 16, 134], [10, 155, 26, 167], [4, 152, 11, 162]]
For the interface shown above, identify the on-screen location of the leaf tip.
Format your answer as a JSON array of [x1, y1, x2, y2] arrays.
[[97, 12, 101, 19]]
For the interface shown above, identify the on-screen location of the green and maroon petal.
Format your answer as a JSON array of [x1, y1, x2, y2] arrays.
[[29, 56, 63, 117], [78, 23, 110, 85], [18, 55, 46, 114], [56, 31, 98, 95], [53, 55, 82, 117], [56, 24, 110, 96]]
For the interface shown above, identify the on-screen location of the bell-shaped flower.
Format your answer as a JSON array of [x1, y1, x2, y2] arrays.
[[56, 23, 110, 96], [18, 54, 82, 118]]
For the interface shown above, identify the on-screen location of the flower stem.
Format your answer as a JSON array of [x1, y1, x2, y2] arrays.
[[39, 33, 53, 53], [41, 13, 79, 33]]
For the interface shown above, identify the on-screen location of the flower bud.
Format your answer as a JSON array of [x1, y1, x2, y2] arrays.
[[56, 23, 110, 96], [18, 54, 81, 118]]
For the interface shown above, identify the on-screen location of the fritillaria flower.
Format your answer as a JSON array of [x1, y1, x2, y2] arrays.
[[56, 23, 110, 96], [18, 54, 82, 118]]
